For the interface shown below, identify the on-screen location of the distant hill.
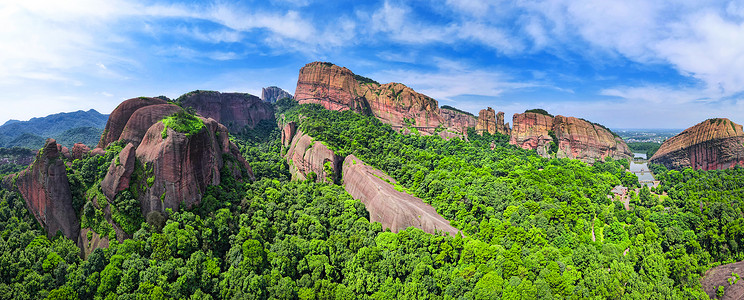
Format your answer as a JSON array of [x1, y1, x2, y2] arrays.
[[0, 109, 108, 149]]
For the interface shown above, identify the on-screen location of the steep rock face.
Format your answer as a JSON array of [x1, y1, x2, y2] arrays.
[[510, 112, 632, 162], [101, 143, 136, 201], [98, 97, 167, 148], [475, 107, 502, 135], [71, 143, 90, 160], [261, 86, 293, 103], [342, 155, 459, 236], [134, 117, 252, 214], [179, 91, 274, 133], [283, 123, 342, 183], [496, 111, 510, 135], [294, 62, 472, 136], [16, 139, 80, 242], [118, 104, 183, 147], [650, 118, 744, 170]]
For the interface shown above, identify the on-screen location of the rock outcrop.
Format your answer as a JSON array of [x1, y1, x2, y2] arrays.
[[133, 116, 252, 214], [650, 118, 744, 170], [510, 112, 632, 162], [261, 86, 293, 103], [98, 97, 168, 148], [476, 108, 496, 135], [342, 155, 459, 236], [282, 122, 342, 183], [71, 143, 90, 160], [16, 139, 80, 242], [100, 143, 136, 201], [294, 62, 474, 136], [178, 90, 274, 133], [118, 104, 183, 147]]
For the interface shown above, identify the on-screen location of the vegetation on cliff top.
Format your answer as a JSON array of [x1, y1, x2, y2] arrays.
[[160, 109, 204, 139], [524, 108, 554, 117]]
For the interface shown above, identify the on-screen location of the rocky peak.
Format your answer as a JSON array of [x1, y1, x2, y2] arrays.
[[178, 90, 274, 133], [261, 86, 293, 103], [98, 97, 168, 148], [650, 118, 744, 170], [16, 138, 80, 243]]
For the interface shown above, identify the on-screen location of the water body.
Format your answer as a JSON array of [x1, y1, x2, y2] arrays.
[[630, 152, 655, 183]]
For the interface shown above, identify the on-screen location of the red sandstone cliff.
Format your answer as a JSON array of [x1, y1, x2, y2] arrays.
[[342, 154, 459, 236], [510, 112, 632, 162], [282, 122, 342, 183], [475, 107, 510, 135], [178, 90, 274, 133], [650, 118, 744, 170], [16, 139, 80, 242], [294, 62, 474, 136]]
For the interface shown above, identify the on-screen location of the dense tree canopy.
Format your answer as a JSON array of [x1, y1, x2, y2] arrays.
[[0, 103, 740, 299]]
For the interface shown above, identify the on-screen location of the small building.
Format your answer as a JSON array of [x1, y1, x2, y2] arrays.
[[611, 185, 628, 197]]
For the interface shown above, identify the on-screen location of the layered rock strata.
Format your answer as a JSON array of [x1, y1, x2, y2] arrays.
[[650, 118, 744, 170], [294, 62, 475, 136], [510, 112, 632, 162], [342, 155, 459, 236]]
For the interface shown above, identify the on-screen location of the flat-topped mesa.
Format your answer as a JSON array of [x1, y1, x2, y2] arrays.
[[178, 90, 274, 133], [16, 139, 80, 243], [475, 107, 511, 135], [294, 62, 474, 136], [650, 118, 744, 170], [342, 154, 459, 236], [510, 112, 632, 162]]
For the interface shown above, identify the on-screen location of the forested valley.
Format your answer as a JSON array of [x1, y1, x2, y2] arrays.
[[0, 100, 743, 299]]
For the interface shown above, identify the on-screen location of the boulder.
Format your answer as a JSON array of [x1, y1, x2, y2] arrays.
[[283, 125, 342, 183], [342, 154, 459, 236], [16, 139, 80, 242], [178, 90, 274, 133], [90, 148, 106, 157], [57, 145, 71, 161], [98, 97, 167, 148], [650, 118, 744, 170], [71, 143, 90, 160]]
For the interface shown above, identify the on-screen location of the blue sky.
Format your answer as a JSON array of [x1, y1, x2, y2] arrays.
[[2, 0, 744, 128]]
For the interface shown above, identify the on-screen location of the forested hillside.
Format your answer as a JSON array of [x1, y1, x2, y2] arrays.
[[0, 101, 742, 299]]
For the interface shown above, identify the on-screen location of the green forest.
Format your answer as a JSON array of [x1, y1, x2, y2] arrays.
[[0, 101, 742, 299]]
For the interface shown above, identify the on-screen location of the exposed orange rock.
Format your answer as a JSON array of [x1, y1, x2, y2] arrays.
[[134, 117, 252, 214], [510, 112, 632, 162], [71, 143, 90, 160], [294, 62, 474, 136], [475, 107, 510, 135], [650, 118, 744, 170], [98, 97, 167, 148], [283, 122, 342, 183], [342, 154, 459, 236], [101, 143, 136, 201], [118, 104, 183, 147], [16, 139, 80, 243], [179, 90, 274, 133]]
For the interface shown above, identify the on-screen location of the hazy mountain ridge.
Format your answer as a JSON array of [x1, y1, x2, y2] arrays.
[[0, 109, 108, 149]]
